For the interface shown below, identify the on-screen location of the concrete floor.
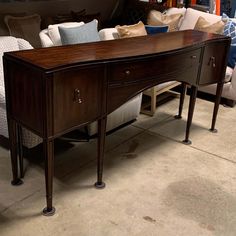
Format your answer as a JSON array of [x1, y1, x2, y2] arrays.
[[1, 96, 236, 236]]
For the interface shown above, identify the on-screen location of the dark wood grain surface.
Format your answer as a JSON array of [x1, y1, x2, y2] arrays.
[[4, 30, 229, 71]]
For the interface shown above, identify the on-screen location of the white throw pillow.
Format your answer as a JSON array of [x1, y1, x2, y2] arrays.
[[179, 8, 221, 31], [48, 22, 84, 46]]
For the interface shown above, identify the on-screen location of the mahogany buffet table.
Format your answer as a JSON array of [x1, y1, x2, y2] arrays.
[[3, 30, 230, 216]]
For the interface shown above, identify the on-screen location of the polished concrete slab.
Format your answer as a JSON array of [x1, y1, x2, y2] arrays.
[[1, 96, 236, 236]]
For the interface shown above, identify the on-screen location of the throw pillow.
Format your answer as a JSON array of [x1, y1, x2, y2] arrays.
[[115, 21, 147, 39], [145, 25, 169, 35], [194, 16, 225, 34], [48, 22, 84, 46], [4, 14, 41, 48], [147, 11, 183, 32], [222, 13, 236, 46], [222, 13, 236, 68], [58, 19, 100, 45]]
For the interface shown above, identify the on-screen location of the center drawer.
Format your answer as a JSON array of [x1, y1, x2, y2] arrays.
[[108, 48, 201, 84]]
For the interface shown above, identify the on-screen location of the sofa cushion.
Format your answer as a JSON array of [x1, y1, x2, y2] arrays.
[[225, 66, 234, 82], [4, 14, 41, 48], [147, 11, 183, 32], [48, 22, 84, 46], [179, 8, 221, 31], [59, 19, 100, 45], [145, 25, 168, 35], [115, 21, 147, 38], [194, 16, 225, 34]]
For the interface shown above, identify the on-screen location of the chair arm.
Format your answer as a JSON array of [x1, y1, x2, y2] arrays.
[[39, 29, 54, 48], [17, 38, 33, 50], [98, 28, 119, 41]]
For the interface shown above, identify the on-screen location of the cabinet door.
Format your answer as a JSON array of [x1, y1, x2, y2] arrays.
[[53, 66, 104, 135], [199, 42, 228, 86]]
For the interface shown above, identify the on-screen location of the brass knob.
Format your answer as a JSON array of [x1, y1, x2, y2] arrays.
[[208, 56, 216, 68], [73, 89, 82, 104], [125, 70, 131, 76]]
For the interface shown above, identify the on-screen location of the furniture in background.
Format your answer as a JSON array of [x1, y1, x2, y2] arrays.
[[0, 36, 42, 150], [4, 30, 230, 215], [146, 7, 236, 106], [39, 22, 142, 136], [141, 81, 181, 116]]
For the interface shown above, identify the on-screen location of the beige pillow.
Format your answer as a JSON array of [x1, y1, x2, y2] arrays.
[[4, 14, 41, 48], [115, 21, 147, 39], [147, 11, 183, 32], [194, 16, 225, 34]]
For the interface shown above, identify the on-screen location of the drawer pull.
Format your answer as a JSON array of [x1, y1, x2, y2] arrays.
[[208, 56, 216, 68], [125, 70, 131, 76], [73, 89, 83, 104], [191, 55, 197, 59]]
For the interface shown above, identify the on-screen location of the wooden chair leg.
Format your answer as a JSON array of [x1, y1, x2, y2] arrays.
[[150, 87, 156, 116]]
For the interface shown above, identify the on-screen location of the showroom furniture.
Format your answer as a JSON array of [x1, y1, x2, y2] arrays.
[[4, 30, 230, 215], [0, 36, 42, 150]]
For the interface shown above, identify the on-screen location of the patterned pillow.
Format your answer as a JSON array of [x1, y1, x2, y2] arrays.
[[222, 13, 236, 68], [222, 13, 236, 46]]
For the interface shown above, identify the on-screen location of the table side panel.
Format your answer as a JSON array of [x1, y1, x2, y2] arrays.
[[199, 41, 230, 85], [4, 60, 44, 134]]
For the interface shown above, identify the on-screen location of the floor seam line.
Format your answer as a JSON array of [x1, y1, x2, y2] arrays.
[[0, 189, 41, 214]]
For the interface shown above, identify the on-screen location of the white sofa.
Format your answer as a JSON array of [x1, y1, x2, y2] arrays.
[[39, 22, 142, 136], [100, 7, 236, 106], [0, 36, 42, 148]]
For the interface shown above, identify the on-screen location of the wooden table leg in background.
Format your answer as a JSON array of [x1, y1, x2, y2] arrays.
[[95, 116, 107, 189], [183, 85, 198, 145], [175, 82, 187, 119], [210, 81, 224, 133], [42, 139, 55, 216], [8, 119, 23, 186]]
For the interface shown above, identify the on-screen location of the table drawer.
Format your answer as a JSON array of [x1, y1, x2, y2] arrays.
[[53, 66, 103, 134], [109, 49, 201, 84]]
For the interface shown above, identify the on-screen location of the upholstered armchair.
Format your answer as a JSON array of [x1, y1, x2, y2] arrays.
[[39, 23, 142, 135], [0, 36, 42, 148]]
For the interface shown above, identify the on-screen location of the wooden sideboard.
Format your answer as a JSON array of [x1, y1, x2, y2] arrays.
[[3, 30, 230, 216]]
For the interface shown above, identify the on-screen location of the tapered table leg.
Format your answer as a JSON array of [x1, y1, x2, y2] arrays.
[[209, 82, 224, 133], [42, 139, 55, 216], [17, 125, 24, 179], [182, 86, 198, 145], [95, 117, 107, 189], [8, 119, 23, 186], [175, 82, 187, 119]]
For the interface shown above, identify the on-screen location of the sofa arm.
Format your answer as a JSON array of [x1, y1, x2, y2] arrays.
[[230, 66, 236, 88], [39, 29, 54, 48], [98, 28, 119, 41], [17, 38, 33, 50]]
